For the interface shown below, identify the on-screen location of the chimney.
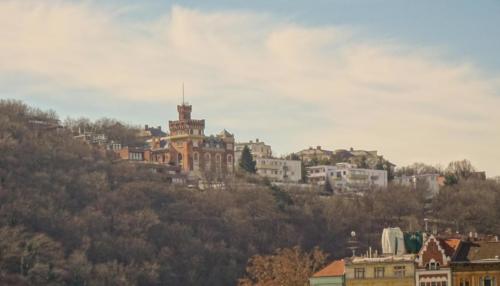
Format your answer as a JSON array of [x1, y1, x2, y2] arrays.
[[145, 124, 149, 130], [256, 138, 259, 143], [157, 126, 161, 130], [317, 146, 321, 150]]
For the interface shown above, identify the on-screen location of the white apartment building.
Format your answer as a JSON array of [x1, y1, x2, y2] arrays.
[[307, 163, 387, 192], [235, 139, 302, 182], [256, 157, 302, 183], [306, 165, 337, 185]]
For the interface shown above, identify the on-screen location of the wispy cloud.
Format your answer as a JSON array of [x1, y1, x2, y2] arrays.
[[1, 1, 499, 175]]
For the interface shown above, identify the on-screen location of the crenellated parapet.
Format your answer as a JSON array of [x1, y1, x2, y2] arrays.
[[168, 119, 205, 132]]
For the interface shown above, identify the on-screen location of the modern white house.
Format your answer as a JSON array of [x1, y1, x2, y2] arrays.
[[307, 163, 387, 192], [307, 165, 337, 185], [235, 139, 302, 183], [255, 157, 302, 183]]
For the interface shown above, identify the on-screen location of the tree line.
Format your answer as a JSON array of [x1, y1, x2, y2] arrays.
[[0, 100, 499, 286]]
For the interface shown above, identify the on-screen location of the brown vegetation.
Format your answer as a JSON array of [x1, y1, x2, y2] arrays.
[[0, 100, 499, 285]]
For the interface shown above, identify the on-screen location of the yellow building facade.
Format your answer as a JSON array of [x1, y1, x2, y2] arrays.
[[451, 240, 500, 286], [345, 255, 416, 286], [452, 263, 500, 286]]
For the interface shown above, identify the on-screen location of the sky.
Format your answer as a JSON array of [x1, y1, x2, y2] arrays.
[[1, 0, 500, 176]]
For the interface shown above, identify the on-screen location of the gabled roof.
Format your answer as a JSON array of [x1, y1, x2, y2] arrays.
[[439, 238, 461, 257], [313, 259, 344, 277]]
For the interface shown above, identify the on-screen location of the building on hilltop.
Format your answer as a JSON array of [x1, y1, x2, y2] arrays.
[[235, 138, 302, 183], [297, 146, 333, 163], [235, 138, 272, 162], [118, 102, 235, 180], [167, 103, 235, 176], [307, 163, 387, 193], [255, 157, 302, 183]]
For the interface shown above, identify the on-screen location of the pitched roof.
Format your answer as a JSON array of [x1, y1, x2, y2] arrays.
[[439, 238, 461, 257], [455, 241, 500, 262], [313, 259, 344, 277]]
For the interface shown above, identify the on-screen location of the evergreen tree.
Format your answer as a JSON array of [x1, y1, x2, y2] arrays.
[[239, 145, 256, 173]]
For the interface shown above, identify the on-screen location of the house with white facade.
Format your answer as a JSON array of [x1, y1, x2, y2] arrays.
[[255, 157, 302, 183], [236, 138, 302, 183], [307, 163, 387, 193]]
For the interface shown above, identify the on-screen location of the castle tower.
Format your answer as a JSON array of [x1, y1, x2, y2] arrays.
[[168, 102, 206, 172], [177, 104, 192, 121]]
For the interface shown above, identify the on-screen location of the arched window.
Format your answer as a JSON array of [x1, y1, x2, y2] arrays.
[[193, 152, 199, 161], [177, 153, 183, 167], [204, 153, 211, 170], [227, 154, 233, 164], [215, 154, 222, 170]]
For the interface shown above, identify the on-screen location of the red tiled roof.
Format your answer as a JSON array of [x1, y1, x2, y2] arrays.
[[313, 259, 345, 277], [439, 238, 461, 257]]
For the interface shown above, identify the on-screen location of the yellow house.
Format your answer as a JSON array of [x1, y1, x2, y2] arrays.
[[345, 255, 416, 286], [452, 240, 500, 286]]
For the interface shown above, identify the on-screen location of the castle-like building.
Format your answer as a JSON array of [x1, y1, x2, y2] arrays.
[[167, 103, 235, 175], [119, 102, 235, 179]]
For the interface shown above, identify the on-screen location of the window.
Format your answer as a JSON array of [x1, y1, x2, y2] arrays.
[[427, 261, 440, 270], [204, 153, 211, 170], [374, 267, 384, 278], [193, 152, 199, 161], [481, 276, 496, 286], [215, 154, 222, 169], [129, 152, 143, 161], [177, 153, 183, 167], [460, 279, 470, 286], [227, 155, 233, 164], [354, 268, 365, 279], [394, 266, 405, 278]]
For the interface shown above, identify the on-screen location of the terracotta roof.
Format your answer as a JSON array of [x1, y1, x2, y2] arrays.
[[440, 238, 461, 257], [313, 259, 344, 277]]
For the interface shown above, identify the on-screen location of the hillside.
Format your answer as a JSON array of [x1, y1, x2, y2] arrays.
[[0, 100, 499, 286]]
